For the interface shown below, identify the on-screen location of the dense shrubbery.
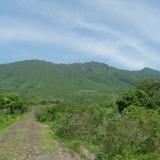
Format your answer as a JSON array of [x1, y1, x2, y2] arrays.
[[36, 79, 160, 159], [0, 93, 26, 115], [136, 79, 160, 109], [116, 89, 152, 112], [0, 93, 26, 132]]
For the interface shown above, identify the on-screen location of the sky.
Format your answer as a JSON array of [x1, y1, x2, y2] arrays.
[[0, 0, 160, 70]]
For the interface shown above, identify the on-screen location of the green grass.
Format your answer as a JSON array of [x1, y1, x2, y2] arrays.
[[0, 115, 23, 133], [60, 138, 99, 158], [46, 120, 98, 158], [40, 124, 57, 153]]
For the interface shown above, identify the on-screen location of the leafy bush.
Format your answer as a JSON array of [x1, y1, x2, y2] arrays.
[[36, 80, 160, 159], [0, 92, 26, 133], [0, 93, 26, 115], [136, 79, 160, 109], [116, 89, 151, 112], [36, 102, 160, 159]]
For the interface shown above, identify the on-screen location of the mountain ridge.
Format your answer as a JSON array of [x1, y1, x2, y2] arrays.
[[1, 59, 158, 72], [0, 60, 159, 102]]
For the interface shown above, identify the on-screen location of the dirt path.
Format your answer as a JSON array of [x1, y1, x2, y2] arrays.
[[0, 111, 84, 160]]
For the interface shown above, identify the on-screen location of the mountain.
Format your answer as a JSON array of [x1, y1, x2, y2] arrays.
[[0, 60, 160, 102]]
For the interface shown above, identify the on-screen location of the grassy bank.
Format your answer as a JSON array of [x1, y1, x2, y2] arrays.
[[0, 92, 27, 134], [0, 114, 23, 133]]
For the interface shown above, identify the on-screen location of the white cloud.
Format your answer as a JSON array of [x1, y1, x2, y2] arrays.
[[0, 20, 146, 69], [0, 0, 160, 70]]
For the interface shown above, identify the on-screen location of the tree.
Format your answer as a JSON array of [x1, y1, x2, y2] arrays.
[[136, 79, 160, 109], [0, 93, 25, 114], [116, 89, 151, 113]]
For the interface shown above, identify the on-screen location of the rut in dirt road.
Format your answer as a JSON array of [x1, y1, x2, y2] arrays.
[[0, 111, 84, 160]]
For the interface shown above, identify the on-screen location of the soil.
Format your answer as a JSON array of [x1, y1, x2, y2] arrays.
[[0, 111, 84, 160]]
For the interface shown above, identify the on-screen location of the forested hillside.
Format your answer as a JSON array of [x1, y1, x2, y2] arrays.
[[0, 60, 159, 102], [36, 79, 160, 160]]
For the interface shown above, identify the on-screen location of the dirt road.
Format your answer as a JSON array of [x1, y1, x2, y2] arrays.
[[0, 112, 83, 160]]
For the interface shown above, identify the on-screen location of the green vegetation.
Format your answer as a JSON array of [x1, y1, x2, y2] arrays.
[[36, 79, 160, 160], [0, 93, 26, 133], [136, 79, 160, 109], [0, 60, 160, 102], [1, 60, 160, 159], [0, 115, 22, 133], [116, 89, 152, 112]]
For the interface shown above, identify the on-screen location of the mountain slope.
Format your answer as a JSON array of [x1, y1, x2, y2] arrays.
[[0, 60, 159, 101]]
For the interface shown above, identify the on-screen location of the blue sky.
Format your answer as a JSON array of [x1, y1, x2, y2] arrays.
[[0, 0, 160, 70]]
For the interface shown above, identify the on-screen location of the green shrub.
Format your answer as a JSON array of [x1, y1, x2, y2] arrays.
[[0, 92, 26, 115], [35, 80, 160, 159], [136, 79, 160, 109], [116, 89, 151, 112]]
